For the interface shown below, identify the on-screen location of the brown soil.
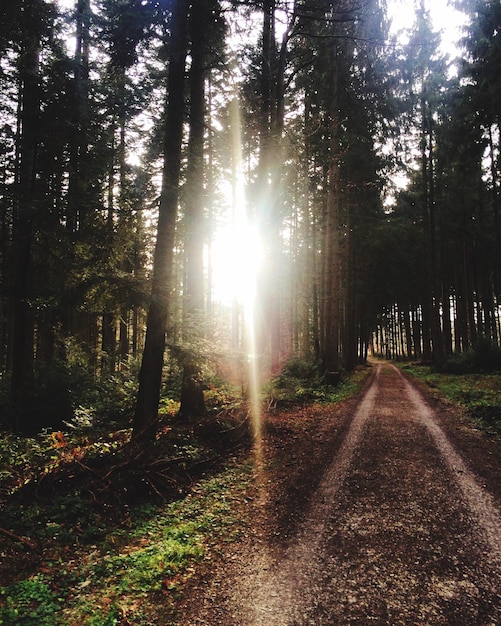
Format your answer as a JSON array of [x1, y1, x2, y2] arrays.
[[169, 362, 501, 626]]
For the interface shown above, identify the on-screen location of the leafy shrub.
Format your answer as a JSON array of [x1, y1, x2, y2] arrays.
[[85, 607, 122, 626], [158, 397, 180, 417], [278, 356, 322, 383], [443, 337, 501, 374], [266, 356, 343, 407], [91, 370, 138, 423], [274, 356, 322, 389], [0, 576, 60, 626], [203, 384, 242, 414]]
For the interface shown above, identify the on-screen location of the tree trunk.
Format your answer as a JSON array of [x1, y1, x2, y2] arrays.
[[179, 0, 208, 419], [67, 0, 90, 236], [343, 228, 358, 371], [420, 87, 445, 366], [321, 49, 341, 373], [9, 2, 40, 430], [254, 0, 275, 369], [132, 0, 190, 446]]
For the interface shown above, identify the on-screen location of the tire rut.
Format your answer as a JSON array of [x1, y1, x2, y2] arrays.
[[394, 364, 501, 573], [177, 364, 501, 625]]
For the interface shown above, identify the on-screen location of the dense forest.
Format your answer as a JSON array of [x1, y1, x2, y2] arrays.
[[1, 0, 500, 440]]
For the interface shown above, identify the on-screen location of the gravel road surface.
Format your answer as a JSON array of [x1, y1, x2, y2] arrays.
[[174, 363, 501, 625]]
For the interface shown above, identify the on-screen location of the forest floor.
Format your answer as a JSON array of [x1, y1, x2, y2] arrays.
[[1, 362, 500, 625], [168, 362, 501, 626]]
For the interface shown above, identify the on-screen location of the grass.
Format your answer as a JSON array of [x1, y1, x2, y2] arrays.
[[0, 383, 252, 625], [266, 358, 371, 409], [0, 365, 370, 625], [400, 363, 501, 436], [0, 462, 253, 625]]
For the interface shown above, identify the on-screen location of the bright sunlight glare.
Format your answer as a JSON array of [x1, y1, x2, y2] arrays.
[[211, 220, 263, 309], [213, 97, 264, 462], [210, 97, 264, 319], [389, 0, 468, 55]]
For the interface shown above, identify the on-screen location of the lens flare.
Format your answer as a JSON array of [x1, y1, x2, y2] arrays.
[[227, 97, 263, 465]]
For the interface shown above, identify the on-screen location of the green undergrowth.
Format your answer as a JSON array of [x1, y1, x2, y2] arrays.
[[400, 363, 501, 436], [0, 462, 253, 625], [0, 364, 370, 625], [266, 357, 371, 409]]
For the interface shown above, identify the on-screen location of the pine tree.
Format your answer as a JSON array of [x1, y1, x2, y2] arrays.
[[132, 0, 190, 446]]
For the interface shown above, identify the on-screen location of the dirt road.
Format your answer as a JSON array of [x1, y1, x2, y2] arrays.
[[174, 363, 501, 625]]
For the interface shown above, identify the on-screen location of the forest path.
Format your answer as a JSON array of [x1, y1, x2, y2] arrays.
[[173, 363, 501, 625]]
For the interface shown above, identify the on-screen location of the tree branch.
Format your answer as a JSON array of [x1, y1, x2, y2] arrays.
[[0, 527, 38, 552]]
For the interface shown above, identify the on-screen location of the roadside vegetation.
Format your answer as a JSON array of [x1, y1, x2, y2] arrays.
[[0, 461, 253, 625], [2, 353, 498, 624], [0, 361, 368, 625], [265, 357, 369, 409], [400, 340, 501, 437]]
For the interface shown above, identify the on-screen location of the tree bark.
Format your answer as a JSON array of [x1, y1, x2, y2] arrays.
[[67, 0, 90, 236], [179, 0, 209, 419], [132, 0, 190, 446], [321, 48, 341, 373], [9, 1, 41, 430]]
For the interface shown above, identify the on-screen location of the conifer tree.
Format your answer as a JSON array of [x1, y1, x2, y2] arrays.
[[132, 0, 190, 446]]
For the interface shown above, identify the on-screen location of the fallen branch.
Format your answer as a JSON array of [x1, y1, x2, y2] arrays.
[[0, 526, 38, 552]]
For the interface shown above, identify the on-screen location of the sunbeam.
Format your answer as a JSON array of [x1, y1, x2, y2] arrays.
[[226, 97, 264, 462]]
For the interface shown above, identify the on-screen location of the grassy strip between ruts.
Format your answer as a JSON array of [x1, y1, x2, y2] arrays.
[[399, 362, 501, 436], [0, 461, 254, 626]]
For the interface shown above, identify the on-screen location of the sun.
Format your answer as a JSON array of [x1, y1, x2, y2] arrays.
[[208, 199, 265, 455], [209, 217, 263, 310], [208, 94, 264, 313]]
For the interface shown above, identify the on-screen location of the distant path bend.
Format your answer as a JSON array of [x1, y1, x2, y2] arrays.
[[177, 363, 501, 626]]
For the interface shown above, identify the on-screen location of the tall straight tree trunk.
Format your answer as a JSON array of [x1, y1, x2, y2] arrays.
[[303, 98, 320, 360], [267, 2, 295, 373], [464, 236, 477, 346], [310, 191, 321, 360], [419, 87, 442, 364], [343, 227, 357, 371], [488, 126, 500, 300], [102, 130, 116, 375], [65, 0, 95, 359], [411, 307, 422, 358], [455, 264, 469, 351], [321, 49, 341, 373], [67, 0, 90, 236], [426, 109, 446, 366], [206, 77, 215, 339], [256, 0, 296, 373], [0, 187, 7, 373], [9, 1, 41, 430], [254, 0, 276, 369], [441, 282, 453, 356], [132, 0, 190, 446], [403, 306, 413, 359], [118, 89, 131, 365], [179, 0, 208, 418], [322, 158, 341, 372]]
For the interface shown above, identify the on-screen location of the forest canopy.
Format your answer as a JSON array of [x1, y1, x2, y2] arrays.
[[0, 0, 500, 437]]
